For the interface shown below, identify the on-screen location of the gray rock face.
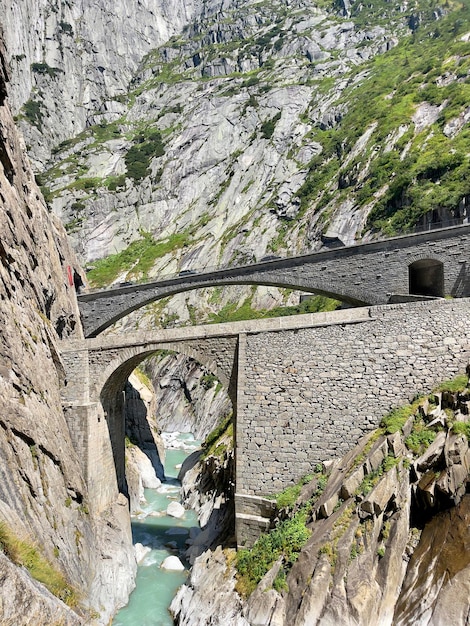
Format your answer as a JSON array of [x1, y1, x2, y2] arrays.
[[0, 34, 135, 624], [0, 552, 83, 626], [9, 0, 411, 278], [145, 352, 232, 440], [3, 0, 203, 166]]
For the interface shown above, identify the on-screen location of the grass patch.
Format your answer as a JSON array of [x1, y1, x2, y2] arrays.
[[236, 508, 311, 597], [209, 294, 341, 324], [380, 396, 425, 434], [435, 374, 469, 393], [201, 413, 233, 460], [274, 473, 314, 510], [451, 421, 470, 439], [405, 418, 437, 454], [87, 231, 191, 287], [356, 454, 400, 496], [0, 522, 78, 607]]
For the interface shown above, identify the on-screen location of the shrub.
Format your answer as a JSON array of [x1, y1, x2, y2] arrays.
[[31, 62, 62, 77], [23, 99, 43, 129], [260, 112, 281, 139], [107, 174, 127, 191], [405, 418, 436, 454], [125, 131, 165, 181], [451, 422, 470, 439], [200, 373, 218, 389]]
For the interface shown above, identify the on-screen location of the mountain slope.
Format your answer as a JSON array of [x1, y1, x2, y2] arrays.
[[21, 0, 467, 326]]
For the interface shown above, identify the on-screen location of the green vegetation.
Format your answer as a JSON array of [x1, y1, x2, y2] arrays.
[[436, 374, 469, 393], [125, 131, 165, 181], [209, 294, 341, 324], [86, 230, 191, 287], [134, 366, 153, 389], [22, 99, 43, 129], [380, 400, 422, 434], [405, 418, 437, 454], [200, 372, 218, 389], [201, 413, 233, 460], [356, 454, 400, 496], [318, 502, 356, 569], [260, 112, 281, 139], [236, 463, 330, 596], [0, 521, 78, 607], [106, 174, 127, 191], [380, 372, 469, 453], [292, 1, 470, 236], [451, 421, 470, 439], [31, 62, 62, 78], [236, 508, 311, 597], [67, 176, 103, 192], [273, 473, 315, 510]]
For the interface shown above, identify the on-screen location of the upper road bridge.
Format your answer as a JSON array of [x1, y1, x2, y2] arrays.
[[78, 225, 470, 337], [62, 299, 470, 547]]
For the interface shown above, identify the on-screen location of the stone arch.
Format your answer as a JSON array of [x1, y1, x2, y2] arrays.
[[90, 338, 237, 497], [408, 258, 444, 297], [91, 343, 231, 405]]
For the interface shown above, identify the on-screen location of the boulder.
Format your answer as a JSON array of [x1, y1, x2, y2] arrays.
[[135, 542, 151, 564], [167, 501, 186, 518], [161, 556, 185, 571]]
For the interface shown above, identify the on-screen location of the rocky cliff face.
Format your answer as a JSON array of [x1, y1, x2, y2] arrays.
[[0, 31, 134, 625], [143, 352, 232, 439], [171, 378, 470, 625], [2, 0, 202, 167]]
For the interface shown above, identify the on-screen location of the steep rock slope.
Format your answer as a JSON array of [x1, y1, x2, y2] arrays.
[[0, 32, 135, 624], [19, 0, 467, 334], [3, 0, 202, 166], [143, 351, 232, 438]]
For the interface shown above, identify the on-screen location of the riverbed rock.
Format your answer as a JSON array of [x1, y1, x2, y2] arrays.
[[167, 501, 186, 518], [135, 543, 152, 564], [161, 555, 185, 571]]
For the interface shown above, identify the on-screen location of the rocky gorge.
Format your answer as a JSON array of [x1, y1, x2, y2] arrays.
[[1, 0, 470, 624]]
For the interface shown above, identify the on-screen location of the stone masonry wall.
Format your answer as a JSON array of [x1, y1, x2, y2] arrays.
[[236, 298, 470, 497]]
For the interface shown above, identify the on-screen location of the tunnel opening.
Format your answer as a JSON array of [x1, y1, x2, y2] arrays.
[[408, 259, 444, 298]]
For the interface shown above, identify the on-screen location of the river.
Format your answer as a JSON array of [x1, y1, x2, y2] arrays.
[[112, 433, 201, 626]]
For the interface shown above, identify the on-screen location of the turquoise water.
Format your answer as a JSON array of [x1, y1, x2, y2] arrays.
[[113, 434, 201, 626]]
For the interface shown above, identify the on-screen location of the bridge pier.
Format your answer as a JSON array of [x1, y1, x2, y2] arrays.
[[61, 348, 120, 512]]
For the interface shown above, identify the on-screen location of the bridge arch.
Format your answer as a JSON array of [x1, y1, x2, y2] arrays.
[[408, 257, 445, 298], [89, 337, 238, 496]]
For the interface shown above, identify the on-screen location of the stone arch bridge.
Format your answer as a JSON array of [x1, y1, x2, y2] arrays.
[[78, 224, 470, 337], [61, 299, 470, 546]]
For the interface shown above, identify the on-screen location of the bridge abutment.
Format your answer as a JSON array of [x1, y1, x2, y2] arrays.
[[61, 347, 120, 512]]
